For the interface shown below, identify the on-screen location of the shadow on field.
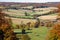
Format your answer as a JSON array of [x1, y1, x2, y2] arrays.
[[15, 32, 32, 34]]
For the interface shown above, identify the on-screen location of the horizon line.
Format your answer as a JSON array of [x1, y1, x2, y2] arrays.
[[0, 1, 60, 3]]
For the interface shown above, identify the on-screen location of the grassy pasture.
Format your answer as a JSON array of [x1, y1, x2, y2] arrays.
[[14, 27, 51, 40]]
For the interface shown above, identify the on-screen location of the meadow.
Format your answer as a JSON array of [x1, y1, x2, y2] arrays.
[[14, 27, 52, 40]]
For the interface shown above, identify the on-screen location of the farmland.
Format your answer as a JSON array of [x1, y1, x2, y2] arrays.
[[2, 6, 58, 40], [4, 7, 58, 19], [0, 2, 60, 40], [14, 27, 52, 40]]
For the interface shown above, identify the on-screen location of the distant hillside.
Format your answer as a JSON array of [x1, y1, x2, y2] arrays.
[[0, 2, 60, 7]]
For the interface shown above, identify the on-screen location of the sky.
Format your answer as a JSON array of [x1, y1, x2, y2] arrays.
[[0, 0, 60, 3]]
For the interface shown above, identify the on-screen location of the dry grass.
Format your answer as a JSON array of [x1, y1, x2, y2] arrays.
[[12, 18, 37, 24]]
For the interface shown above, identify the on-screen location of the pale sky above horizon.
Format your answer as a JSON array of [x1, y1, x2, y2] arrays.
[[0, 0, 60, 3]]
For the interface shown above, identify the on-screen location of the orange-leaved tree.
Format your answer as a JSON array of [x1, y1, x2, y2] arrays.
[[46, 4, 60, 40], [0, 8, 17, 40]]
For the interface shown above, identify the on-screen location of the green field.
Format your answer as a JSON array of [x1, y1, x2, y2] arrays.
[[14, 27, 51, 40], [5, 9, 57, 19]]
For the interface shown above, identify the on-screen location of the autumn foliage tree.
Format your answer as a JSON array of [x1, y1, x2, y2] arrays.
[[0, 8, 17, 40], [46, 23, 60, 40], [46, 4, 60, 40]]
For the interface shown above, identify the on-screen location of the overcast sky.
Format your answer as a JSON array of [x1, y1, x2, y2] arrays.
[[0, 0, 60, 3]]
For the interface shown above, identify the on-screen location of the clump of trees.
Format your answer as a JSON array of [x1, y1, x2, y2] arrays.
[[46, 5, 60, 40], [25, 12, 30, 16], [46, 23, 60, 40], [0, 8, 17, 40], [34, 18, 40, 28]]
